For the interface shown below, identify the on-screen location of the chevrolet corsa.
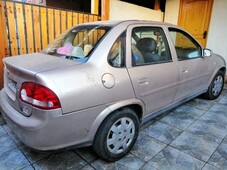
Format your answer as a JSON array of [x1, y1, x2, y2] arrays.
[[0, 20, 226, 161]]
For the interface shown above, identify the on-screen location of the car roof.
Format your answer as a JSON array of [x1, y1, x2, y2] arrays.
[[80, 20, 177, 28]]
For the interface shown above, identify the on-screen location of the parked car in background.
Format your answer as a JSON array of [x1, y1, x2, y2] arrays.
[[0, 20, 226, 161]]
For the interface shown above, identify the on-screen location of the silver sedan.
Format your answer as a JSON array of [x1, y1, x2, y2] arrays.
[[0, 20, 226, 161]]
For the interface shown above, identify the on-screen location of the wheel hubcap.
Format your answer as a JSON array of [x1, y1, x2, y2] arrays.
[[212, 75, 223, 96], [107, 117, 135, 154]]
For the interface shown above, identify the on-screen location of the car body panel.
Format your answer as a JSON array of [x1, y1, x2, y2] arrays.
[[3, 53, 80, 116], [35, 63, 135, 114], [173, 57, 212, 101], [0, 89, 107, 150], [164, 26, 213, 101], [206, 54, 226, 84], [127, 63, 180, 114], [126, 24, 180, 114]]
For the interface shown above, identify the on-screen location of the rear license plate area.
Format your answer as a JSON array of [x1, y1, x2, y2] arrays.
[[7, 79, 17, 94]]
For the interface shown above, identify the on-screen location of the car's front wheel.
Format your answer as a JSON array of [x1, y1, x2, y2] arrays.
[[204, 70, 225, 100], [93, 108, 140, 161]]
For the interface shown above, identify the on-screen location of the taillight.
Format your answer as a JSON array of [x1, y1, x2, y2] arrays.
[[19, 82, 61, 110]]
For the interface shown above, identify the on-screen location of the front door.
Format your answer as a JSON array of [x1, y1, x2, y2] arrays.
[[168, 28, 212, 101], [178, 0, 213, 47], [127, 25, 180, 114]]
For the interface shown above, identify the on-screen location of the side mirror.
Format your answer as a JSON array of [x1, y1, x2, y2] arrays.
[[203, 48, 212, 57]]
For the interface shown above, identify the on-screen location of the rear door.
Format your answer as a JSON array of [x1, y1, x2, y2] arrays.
[[168, 28, 212, 101], [126, 25, 180, 114]]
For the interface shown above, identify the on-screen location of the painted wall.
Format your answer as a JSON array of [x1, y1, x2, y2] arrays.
[[164, 0, 227, 73], [206, 0, 227, 64], [164, 0, 180, 25], [109, 0, 164, 21]]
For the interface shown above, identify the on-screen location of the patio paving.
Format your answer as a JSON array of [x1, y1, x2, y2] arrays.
[[0, 84, 227, 170]]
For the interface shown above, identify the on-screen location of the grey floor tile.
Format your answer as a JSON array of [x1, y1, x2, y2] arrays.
[[147, 146, 205, 170], [2, 124, 24, 146], [130, 133, 166, 162], [221, 89, 227, 96], [0, 148, 30, 170], [215, 94, 225, 102], [201, 109, 227, 127], [170, 131, 219, 162], [75, 147, 98, 163], [19, 145, 50, 164], [186, 119, 227, 143], [8, 132, 24, 147], [209, 103, 227, 114], [219, 96, 227, 105], [202, 164, 220, 170], [0, 134, 17, 154], [224, 84, 227, 89], [2, 121, 23, 147], [20, 165, 35, 170], [142, 121, 182, 144], [91, 154, 145, 170], [208, 137, 227, 169], [0, 126, 7, 136], [80, 165, 95, 170], [186, 98, 216, 111], [33, 151, 87, 170], [140, 163, 157, 170], [159, 111, 196, 130], [173, 104, 206, 119], [2, 123, 13, 133]]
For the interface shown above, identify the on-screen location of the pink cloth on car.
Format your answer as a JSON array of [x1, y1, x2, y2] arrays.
[[57, 44, 73, 55]]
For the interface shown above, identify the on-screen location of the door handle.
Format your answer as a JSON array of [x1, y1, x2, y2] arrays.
[[181, 67, 188, 73], [203, 31, 207, 39], [138, 78, 149, 86]]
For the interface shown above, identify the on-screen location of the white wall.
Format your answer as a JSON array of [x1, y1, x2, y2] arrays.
[[164, 0, 180, 25], [206, 0, 227, 64], [109, 0, 164, 21]]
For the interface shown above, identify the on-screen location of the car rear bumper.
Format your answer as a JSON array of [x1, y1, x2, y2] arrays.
[[0, 89, 106, 151]]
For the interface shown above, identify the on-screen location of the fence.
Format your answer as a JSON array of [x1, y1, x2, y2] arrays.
[[0, 0, 101, 57], [0, 0, 101, 88]]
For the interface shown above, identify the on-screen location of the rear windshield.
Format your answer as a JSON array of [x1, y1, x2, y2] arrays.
[[42, 25, 111, 62]]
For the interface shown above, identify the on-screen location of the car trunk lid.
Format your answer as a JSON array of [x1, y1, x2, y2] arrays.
[[3, 53, 80, 116]]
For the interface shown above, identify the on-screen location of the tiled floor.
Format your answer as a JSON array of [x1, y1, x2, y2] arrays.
[[0, 85, 227, 170]]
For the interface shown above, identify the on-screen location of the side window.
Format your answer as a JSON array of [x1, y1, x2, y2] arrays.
[[131, 27, 172, 66], [108, 33, 125, 67], [169, 28, 202, 60]]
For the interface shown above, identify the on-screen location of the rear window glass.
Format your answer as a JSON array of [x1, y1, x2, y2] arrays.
[[42, 25, 111, 62]]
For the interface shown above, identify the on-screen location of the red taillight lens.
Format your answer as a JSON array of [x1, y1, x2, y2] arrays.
[[19, 82, 61, 110]]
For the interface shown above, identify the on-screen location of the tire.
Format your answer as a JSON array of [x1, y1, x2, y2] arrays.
[[93, 108, 140, 162], [204, 70, 225, 100]]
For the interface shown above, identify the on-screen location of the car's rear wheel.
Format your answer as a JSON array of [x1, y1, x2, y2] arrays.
[[93, 108, 139, 161], [204, 70, 224, 100]]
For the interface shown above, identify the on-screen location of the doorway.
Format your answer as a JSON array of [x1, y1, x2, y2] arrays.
[[178, 0, 213, 47]]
